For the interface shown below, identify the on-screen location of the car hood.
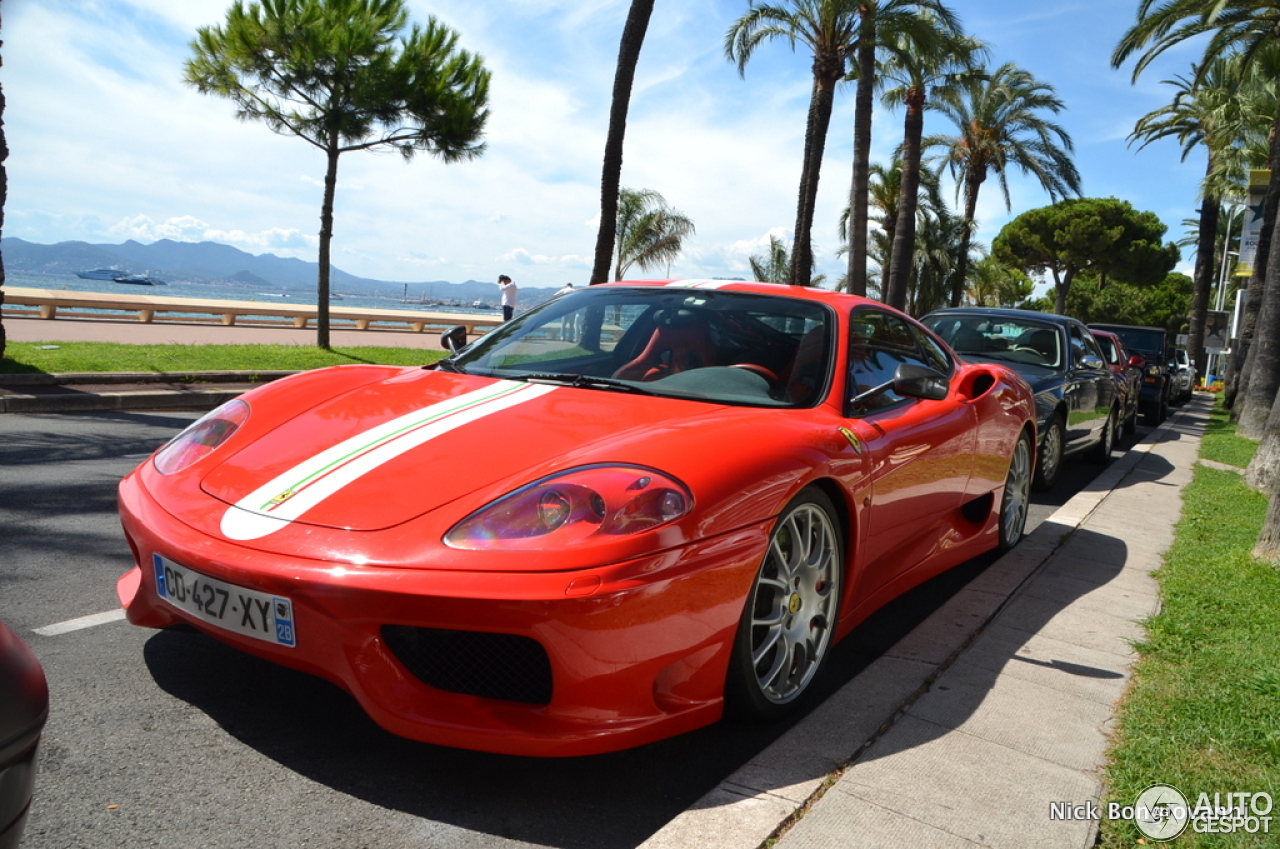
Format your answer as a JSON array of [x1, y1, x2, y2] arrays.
[[200, 370, 730, 539]]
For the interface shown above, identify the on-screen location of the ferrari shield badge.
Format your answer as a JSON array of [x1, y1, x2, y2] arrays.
[[838, 427, 863, 454]]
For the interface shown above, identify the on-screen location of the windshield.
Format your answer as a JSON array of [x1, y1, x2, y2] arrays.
[[926, 314, 1063, 371], [1094, 326, 1165, 362], [445, 286, 833, 407], [1095, 335, 1121, 366]]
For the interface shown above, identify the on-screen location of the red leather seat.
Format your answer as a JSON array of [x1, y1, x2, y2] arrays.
[[614, 309, 718, 381]]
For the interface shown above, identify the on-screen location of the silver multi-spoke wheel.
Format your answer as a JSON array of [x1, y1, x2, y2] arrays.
[[999, 433, 1032, 551], [740, 494, 841, 710]]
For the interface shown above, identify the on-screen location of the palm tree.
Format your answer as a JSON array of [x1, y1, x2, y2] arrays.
[[851, 157, 944, 295], [726, 0, 862, 287], [1112, 0, 1280, 438], [877, 19, 986, 309], [843, 0, 964, 298], [613, 188, 696, 280], [749, 234, 792, 283], [1129, 56, 1253, 386], [969, 255, 1033, 308], [590, 0, 656, 285], [925, 62, 1081, 308], [907, 205, 970, 315]]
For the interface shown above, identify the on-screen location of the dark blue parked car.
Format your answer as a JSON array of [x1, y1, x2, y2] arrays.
[[924, 308, 1119, 491]]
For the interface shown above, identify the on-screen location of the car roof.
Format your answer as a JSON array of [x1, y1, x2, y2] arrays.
[[1087, 322, 1165, 333], [600, 279, 877, 309], [924, 306, 1081, 329]]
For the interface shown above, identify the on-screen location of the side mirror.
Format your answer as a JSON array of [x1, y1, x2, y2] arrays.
[[1127, 354, 1145, 369], [893, 363, 950, 401], [852, 362, 950, 410], [1079, 354, 1105, 371], [441, 325, 468, 353]]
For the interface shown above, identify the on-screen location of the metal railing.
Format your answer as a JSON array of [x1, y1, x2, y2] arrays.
[[0, 286, 502, 336]]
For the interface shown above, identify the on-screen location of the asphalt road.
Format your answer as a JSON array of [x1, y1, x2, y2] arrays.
[[0, 410, 1127, 849]]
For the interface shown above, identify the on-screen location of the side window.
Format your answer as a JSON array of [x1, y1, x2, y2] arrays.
[[849, 310, 936, 412], [1070, 325, 1102, 366], [912, 326, 952, 375]]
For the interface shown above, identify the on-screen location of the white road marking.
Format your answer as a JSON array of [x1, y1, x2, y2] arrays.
[[34, 608, 127, 636]]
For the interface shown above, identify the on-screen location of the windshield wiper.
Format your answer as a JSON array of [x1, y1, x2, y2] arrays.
[[521, 372, 656, 395]]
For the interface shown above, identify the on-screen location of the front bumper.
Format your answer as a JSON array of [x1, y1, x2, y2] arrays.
[[117, 474, 769, 757]]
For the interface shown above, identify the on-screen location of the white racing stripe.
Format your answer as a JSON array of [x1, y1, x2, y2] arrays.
[[664, 279, 732, 289], [220, 380, 558, 541], [34, 609, 127, 636]]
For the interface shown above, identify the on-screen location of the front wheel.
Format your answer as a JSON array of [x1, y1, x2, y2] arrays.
[[998, 431, 1033, 551], [725, 489, 842, 720]]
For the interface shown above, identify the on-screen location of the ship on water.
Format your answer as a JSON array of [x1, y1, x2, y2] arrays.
[[75, 268, 164, 285], [76, 268, 126, 281]]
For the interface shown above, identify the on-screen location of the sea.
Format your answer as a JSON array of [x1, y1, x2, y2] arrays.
[[2, 270, 501, 318]]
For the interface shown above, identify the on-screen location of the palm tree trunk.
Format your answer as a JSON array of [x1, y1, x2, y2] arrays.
[[1189, 185, 1219, 384], [0, 63, 7, 361], [886, 88, 925, 311], [949, 175, 982, 307], [316, 139, 340, 350], [789, 63, 841, 287], [590, 0, 655, 285], [1226, 115, 1280, 411], [845, 34, 875, 297], [1237, 189, 1280, 438]]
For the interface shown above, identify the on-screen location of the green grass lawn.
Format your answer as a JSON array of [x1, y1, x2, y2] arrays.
[[1100, 400, 1280, 847], [0, 341, 445, 375]]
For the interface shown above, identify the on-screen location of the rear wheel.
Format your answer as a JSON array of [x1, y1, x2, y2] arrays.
[[1123, 401, 1137, 436], [726, 489, 842, 720], [999, 432, 1033, 551], [1032, 415, 1064, 492], [1088, 408, 1115, 464]]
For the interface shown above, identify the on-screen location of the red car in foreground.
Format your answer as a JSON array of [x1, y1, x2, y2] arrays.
[[117, 281, 1035, 756]]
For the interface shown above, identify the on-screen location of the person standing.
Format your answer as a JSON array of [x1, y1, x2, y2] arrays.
[[497, 274, 518, 321], [554, 282, 575, 297]]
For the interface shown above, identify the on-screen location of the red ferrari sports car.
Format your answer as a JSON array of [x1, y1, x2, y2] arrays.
[[117, 281, 1035, 756]]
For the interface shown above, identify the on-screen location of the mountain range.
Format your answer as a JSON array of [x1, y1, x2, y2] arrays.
[[0, 237, 562, 302]]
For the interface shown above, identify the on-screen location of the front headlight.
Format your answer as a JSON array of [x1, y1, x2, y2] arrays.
[[444, 465, 692, 551], [1146, 364, 1162, 376], [153, 400, 250, 475]]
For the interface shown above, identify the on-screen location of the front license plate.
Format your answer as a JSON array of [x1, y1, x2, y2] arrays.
[[152, 554, 296, 647]]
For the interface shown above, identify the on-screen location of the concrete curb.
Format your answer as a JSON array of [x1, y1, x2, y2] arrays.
[[639, 397, 1207, 849], [0, 371, 297, 413], [0, 369, 298, 386]]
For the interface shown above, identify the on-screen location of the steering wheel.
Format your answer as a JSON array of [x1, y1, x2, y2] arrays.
[[729, 363, 781, 390]]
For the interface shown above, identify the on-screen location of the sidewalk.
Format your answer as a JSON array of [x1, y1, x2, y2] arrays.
[[643, 397, 1208, 849]]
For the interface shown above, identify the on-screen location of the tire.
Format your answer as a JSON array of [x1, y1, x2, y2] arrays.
[[1088, 408, 1115, 464], [1032, 415, 1065, 492], [725, 489, 842, 720], [998, 431, 1033, 552], [1123, 402, 1137, 436]]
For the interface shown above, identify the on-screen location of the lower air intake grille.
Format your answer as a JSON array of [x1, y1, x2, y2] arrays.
[[381, 625, 553, 705]]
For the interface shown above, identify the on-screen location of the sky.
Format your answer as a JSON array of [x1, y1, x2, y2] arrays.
[[3, 0, 1213, 292]]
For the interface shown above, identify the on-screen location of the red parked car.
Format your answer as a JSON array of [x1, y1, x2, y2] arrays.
[[117, 280, 1035, 756], [1091, 328, 1143, 437]]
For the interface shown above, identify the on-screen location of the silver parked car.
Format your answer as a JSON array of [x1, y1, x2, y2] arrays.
[[1170, 348, 1194, 405]]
